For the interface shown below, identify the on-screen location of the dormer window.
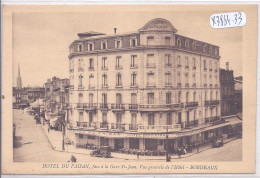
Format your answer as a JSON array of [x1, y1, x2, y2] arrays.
[[203, 44, 207, 53], [101, 40, 107, 50], [147, 36, 154, 45], [130, 36, 137, 47], [209, 46, 212, 55], [177, 39, 181, 47], [78, 44, 82, 52], [192, 42, 197, 50], [165, 37, 171, 45], [115, 38, 122, 48], [215, 48, 218, 56], [185, 40, 189, 49], [88, 42, 94, 51]]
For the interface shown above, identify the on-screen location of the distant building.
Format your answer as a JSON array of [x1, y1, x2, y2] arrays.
[[27, 87, 45, 103], [16, 64, 22, 89], [220, 62, 235, 116], [44, 77, 70, 112], [234, 76, 242, 113], [13, 87, 30, 109]]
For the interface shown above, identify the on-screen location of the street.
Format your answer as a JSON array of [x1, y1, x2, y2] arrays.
[[13, 109, 242, 162]]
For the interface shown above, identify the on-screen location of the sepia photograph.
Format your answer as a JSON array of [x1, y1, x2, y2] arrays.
[[2, 4, 257, 174]]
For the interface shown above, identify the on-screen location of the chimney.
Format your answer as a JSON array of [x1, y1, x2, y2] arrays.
[[226, 62, 229, 70], [114, 28, 117, 34]]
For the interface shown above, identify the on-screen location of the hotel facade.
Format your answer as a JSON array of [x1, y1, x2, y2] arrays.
[[67, 18, 225, 152]]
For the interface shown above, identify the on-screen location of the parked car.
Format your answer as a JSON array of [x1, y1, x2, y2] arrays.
[[90, 146, 112, 158]]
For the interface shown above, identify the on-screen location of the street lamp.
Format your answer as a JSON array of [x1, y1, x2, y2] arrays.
[[166, 125, 170, 162]]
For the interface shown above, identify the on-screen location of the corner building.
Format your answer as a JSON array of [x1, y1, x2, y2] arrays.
[[67, 18, 224, 152]]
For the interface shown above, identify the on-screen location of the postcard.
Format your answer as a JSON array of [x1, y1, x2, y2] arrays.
[[2, 4, 257, 174]]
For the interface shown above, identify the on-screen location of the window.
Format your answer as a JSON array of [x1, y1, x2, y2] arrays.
[[131, 72, 137, 86], [78, 59, 84, 72], [131, 55, 137, 68], [186, 92, 189, 103], [192, 42, 196, 50], [131, 93, 137, 105], [89, 58, 94, 69], [102, 57, 107, 69], [177, 39, 181, 47], [204, 60, 207, 70], [166, 92, 171, 104], [203, 45, 207, 53], [215, 62, 218, 72], [88, 43, 93, 51], [116, 73, 122, 87], [148, 114, 154, 125], [205, 109, 208, 118], [165, 72, 172, 85], [78, 93, 83, 103], [131, 37, 137, 47], [165, 37, 171, 45], [209, 47, 212, 55], [102, 42, 107, 50], [79, 112, 83, 122], [209, 60, 212, 71], [216, 91, 218, 100], [177, 72, 181, 84], [79, 134, 83, 138], [89, 93, 93, 105], [89, 74, 94, 88], [102, 74, 107, 87], [204, 74, 207, 85], [165, 54, 171, 66], [116, 113, 122, 124], [78, 44, 82, 52], [185, 72, 189, 84], [216, 107, 218, 116], [185, 57, 189, 68], [178, 92, 181, 103], [192, 73, 196, 83], [102, 112, 107, 123], [147, 36, 154, 45], [185, 40, 189, 48], [116, 40, 121, 48], [78, 75, 83, 87], [167, 113, 172, 125], [177, 56, 181, 67], [89, 112, 93, 123], [116, 93, 122, 104], [131, 113, 137, 126], [192, 58, 196, 69], [116, 56, 122, 69], [210, 91, 213, 101], [193, 92, 196, 102], [205, 91, 207, 101], [69, 59, 74, 72], [147, 72, 155, 86], [102, 93, 107, 105], [147, 54, 155, 67], [148, 93, 154, 104]]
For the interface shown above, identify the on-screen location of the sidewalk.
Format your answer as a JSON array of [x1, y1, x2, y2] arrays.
[[41, 122, 240, 160]]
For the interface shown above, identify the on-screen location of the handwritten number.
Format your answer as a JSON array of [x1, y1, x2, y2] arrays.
[[237, 12, 242, 25]]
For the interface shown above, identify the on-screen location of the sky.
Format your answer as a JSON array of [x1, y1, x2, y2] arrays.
[[13, 10, 242, 87]]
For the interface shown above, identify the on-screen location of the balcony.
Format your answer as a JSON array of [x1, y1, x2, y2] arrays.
[[128, 104, 138, 111], [184, 102, 198, 108], [78, 68, 84, 72], [101, 66, 108, 70], [215, 84, 218, 88], [102, 84, 109, 88], [147, 83, 156, 88], [177, 64, 182, 68], [185, 83, 189, 88], [88, 67, 95, 71], [192, 83, 196, 88], [204, 116, 224, 125], [129, 124, 138, 131], [177, 83, 182, 88], [115, 65, 123, 70], [204, 84, 207, 88], [138, 124, 181, 132], [111, 123, 126, 131], [185, 66, 189, 69], [78, 85, 85, 90], [111, 104, 125, 112], [193, 66, 196, 70], [84, 103, 97, 111], [115, 84, 123, 88], [76, 103, 84, 109], [88, 85, 95, 89], [146, 64, 156, 68], [205, 100, 220, 106], [130, 64, 138, 69], [165, 83, 172, 87], [100, 122, 109, 130], [76, 122, 97, 129], [100, 103, 109, 110], [209, 84, 213, 88], [165, 64, 172, 67], [182, 120, 199, 129], [139, 103, 183, 112], [130, 84, 138, 88]]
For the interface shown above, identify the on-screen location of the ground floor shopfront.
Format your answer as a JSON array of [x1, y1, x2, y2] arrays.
[[67, 118, 242, 154]]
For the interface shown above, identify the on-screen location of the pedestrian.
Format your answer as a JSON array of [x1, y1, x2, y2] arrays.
[[196, 144, 199, 153], [137, 151, 140, 159], [48, 128, 50, 133]]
